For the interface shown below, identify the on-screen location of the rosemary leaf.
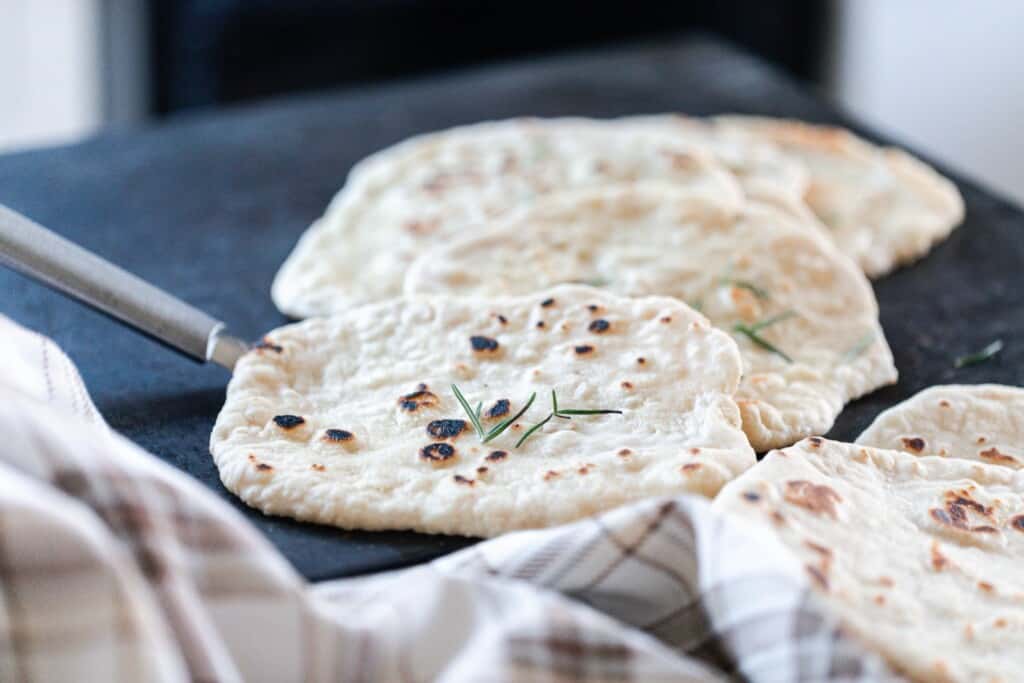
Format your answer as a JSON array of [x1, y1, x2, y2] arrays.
[[456, 386, 620, 448], [551, 390, 572, 418], [731, 310, 796, 362], [955, 340, 1004, 369], [748, 309, 796, 333], [551, 389, 622, 416], [733, 323, 793, 363], [451, 384, 485, 438], [516, 412, 554, 448], [483, 392, 537, 444], [565, 277, 610, 287], [720, 278, 770, 300], [842, 331, 875, 363]]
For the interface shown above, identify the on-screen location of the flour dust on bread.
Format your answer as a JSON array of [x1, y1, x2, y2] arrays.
[[715, 438, 1024, 683], [211, 286, 753, 536], [715, 115, 965, 278], [406, 184, 896, 450], [857, 384, 1024, 468], [271, 117, 743, 318]]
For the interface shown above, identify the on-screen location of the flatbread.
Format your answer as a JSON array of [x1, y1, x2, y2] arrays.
[[625, 114, 809, 199], [211, 285, 754, 536], [405, 184, 897, 450], [271, 117, 743, 318], [715, 115, 965, 278], [857, 384, 1024, 468], [715, 438, 1024, 683]]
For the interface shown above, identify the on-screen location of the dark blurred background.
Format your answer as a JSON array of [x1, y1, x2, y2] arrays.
[[1, 1, 1022, 202], [147, 0, 828, 114]]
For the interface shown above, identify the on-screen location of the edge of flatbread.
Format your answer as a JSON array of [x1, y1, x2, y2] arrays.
[[715, 115, 965, 278], [857, 384, 1024, 468], [715, 437, 1024, 683], [270, 117, 743, 318], [404, 183, 897, 450]]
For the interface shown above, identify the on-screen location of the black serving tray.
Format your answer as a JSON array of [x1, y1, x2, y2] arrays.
[[2, 34, 1022, 581]]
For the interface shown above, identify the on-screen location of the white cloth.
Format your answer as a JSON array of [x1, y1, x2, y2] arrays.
[[0, 315, 899, 682]]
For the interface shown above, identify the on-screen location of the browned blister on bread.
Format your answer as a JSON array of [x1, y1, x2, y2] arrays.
[[716, 438, 1024, 683]]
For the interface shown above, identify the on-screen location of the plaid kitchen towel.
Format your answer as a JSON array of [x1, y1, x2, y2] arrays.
[[0, 315, 900, 682]]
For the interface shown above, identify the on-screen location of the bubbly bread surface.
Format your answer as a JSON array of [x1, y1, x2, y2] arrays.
[[271, 117, 743, 318], [212, 285, 754, 536], [716, 115, 965, 278], [857, 384, 1024, 469], [406, 185, 897, 450], [272, 115, 964, 320], [716, 437, 1024, 683]]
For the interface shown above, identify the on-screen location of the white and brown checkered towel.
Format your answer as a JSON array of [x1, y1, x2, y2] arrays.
[[0, 315, 900, 682]]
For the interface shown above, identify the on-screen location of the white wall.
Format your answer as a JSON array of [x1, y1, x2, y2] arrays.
[[0, 0, 103, 152], [831, 0, 1024, 204]]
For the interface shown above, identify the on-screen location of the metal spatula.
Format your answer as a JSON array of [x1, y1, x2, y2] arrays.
[[0, 204, 249, 370]]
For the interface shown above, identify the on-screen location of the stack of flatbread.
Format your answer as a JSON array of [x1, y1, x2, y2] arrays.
[[210, 114, 1016, 677], [214, 114, 966, 537]]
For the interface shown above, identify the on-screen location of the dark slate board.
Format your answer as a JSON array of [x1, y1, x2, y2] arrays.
[[1, 35, 1021, 581]]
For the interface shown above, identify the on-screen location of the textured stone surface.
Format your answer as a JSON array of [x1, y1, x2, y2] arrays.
[[1, 34, 1021, 579]]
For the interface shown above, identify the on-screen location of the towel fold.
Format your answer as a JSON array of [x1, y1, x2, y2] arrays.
[[0, 315, 897, 682]]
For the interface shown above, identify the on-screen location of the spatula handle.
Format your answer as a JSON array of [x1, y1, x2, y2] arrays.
[[0, 204, 247, 370]]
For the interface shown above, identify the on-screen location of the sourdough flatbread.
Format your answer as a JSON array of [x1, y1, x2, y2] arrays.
[[271, 118, 743, 318], [405, 185, 897, 450], [715, 115, 965, 278], [857, 384, 1024, 468], [715, 438, 1024, 683], [211, 285, 754, 536]]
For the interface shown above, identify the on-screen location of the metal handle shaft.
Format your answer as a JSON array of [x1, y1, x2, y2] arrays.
[[0, 204, 247, 370]]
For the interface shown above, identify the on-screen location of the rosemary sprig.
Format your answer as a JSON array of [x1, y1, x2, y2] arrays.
[[452, 384, 485, 439], [552, 390, 571, 419], [747, 310, 796, 332], [841, 331, 875, 363], [550, 389, 622, 417], [716, 262, 770, 300], [732, 310, 796, 363], [954, 340, 1004, 368], [452, 385, 538, 444], [733, 326, 792, 362], [516, 390, 622, 448], [452, 385, 620, 449], [482, 392, 537, 444], [565, 277, 610, 287], [516, 412, 554, 448], [719, 278, 770, 300]]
